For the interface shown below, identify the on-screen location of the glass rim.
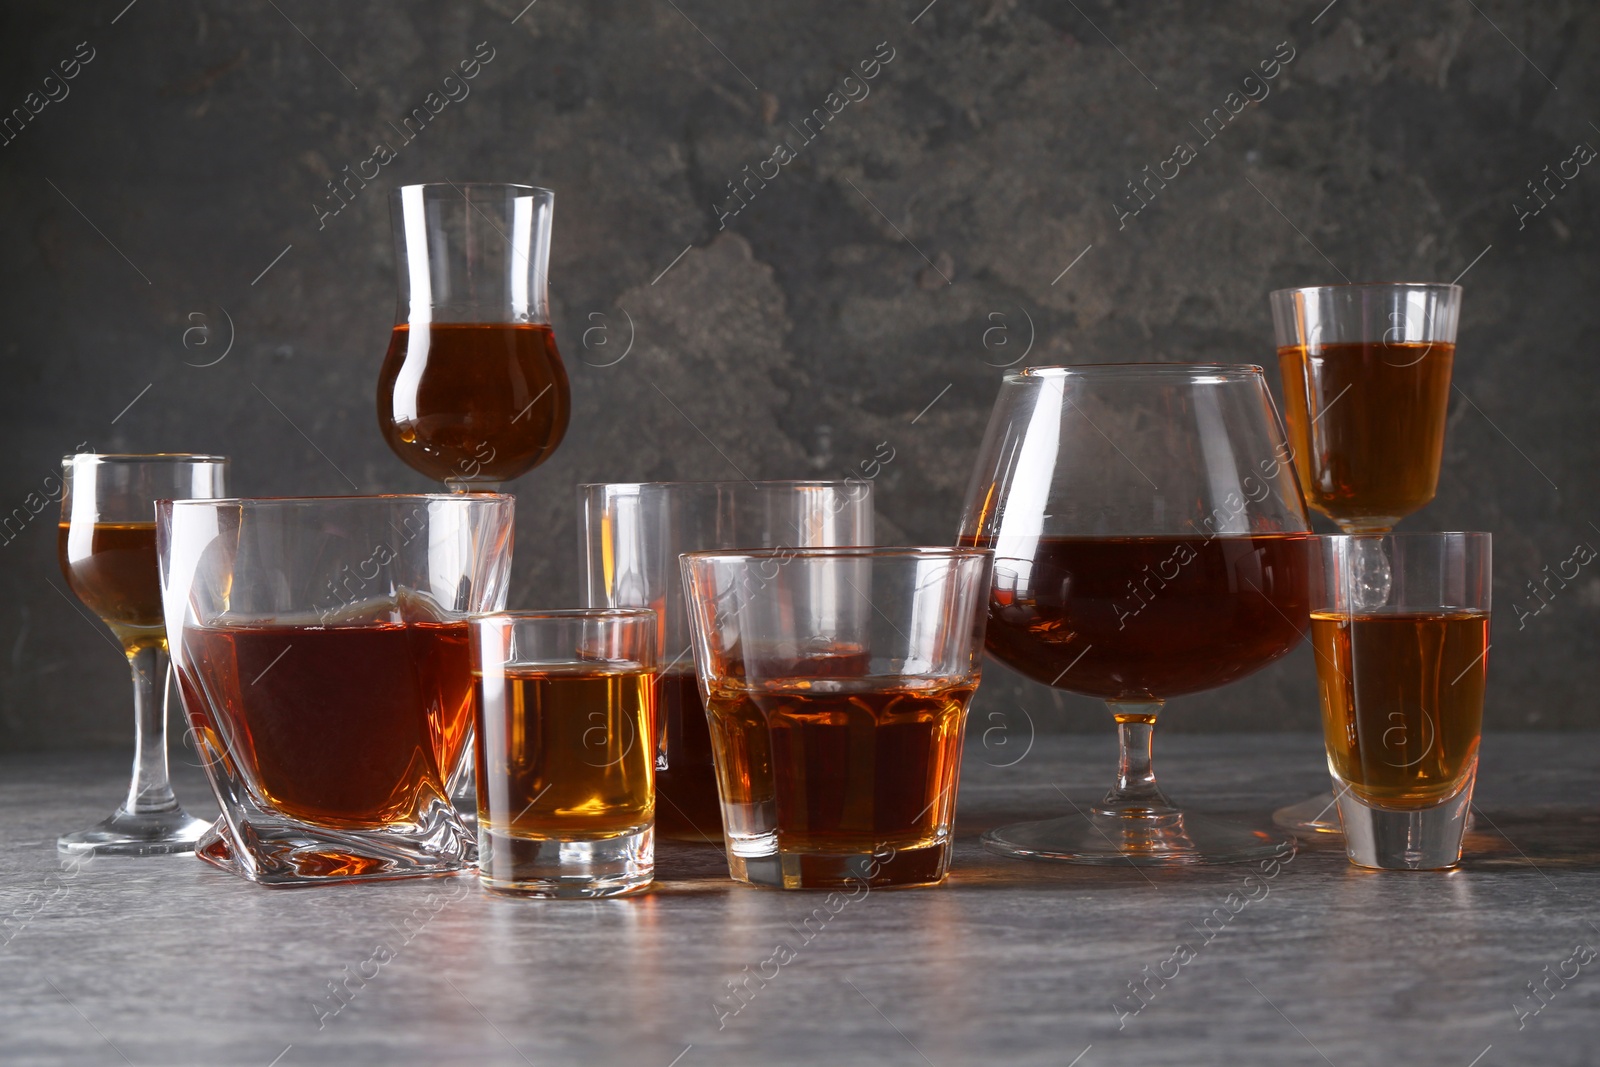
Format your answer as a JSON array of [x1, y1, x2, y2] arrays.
[[64, 452, 228, 465], [163, 493, 514, 507], [681, 545, 991, 563], [1269, 281, 1462, 300], [579, 478, 870, 491], [392, 181, 553, 197], [1007, 363, 1263, 384], [471, 608, 657, 624]]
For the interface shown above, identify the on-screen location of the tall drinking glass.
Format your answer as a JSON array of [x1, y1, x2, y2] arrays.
[[56, 453, 228, 856], [579, 481, 874, 842], [159, 494, 514, 885], [959, 364, 1312, 865], [1270, 281, 1461, 833], [378, 182, 570, 493], [681, 547, 992, 889]]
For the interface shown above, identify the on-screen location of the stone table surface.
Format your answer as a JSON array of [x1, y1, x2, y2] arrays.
[[2, 732, 1597, 1067]]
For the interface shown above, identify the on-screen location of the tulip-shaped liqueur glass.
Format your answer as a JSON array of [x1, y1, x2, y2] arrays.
[[958, 365, 1313, 864], [159, 495, 514, 885], [378, 183, 570, 493], [57, 453, 228, 855]]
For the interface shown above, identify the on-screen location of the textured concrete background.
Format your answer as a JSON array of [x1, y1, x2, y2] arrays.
[[1, 1, 1596, 750]]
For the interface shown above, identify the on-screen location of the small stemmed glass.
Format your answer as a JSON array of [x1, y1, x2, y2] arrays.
[[56, 453, 227, 855]]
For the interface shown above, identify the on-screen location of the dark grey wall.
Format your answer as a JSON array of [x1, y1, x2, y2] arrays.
[[2, 0, 1597, 751]]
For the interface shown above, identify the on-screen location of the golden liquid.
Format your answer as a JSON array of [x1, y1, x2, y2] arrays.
[[57, 521, 165, 652], [1313, 610, 1488, 808], [475, 665, 655, 838], [1278, 341, 1454, 531]]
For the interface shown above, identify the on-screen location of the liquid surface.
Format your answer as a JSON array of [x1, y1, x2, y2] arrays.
[[962, 534, 1313, 701], [57, 521, 164, 651], [1278, 341, 1454, 530], [475, 664, 655, 839], [377, 322, 570, 485], [177, 620, 473, 828], [1313, 610, 1488, 808], [705, 674, 973, 855]]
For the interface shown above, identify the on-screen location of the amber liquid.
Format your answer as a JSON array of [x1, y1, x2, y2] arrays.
[[1278, 341, 1454, 530], [57, 521, 164, 651], [1313, 610, 1488, 808], [475, 665, 654, 838], [704, 674, 972, 859], [176, 621, 473, 828], [654, 670, 724, 842], [377, 322, 570, 485], [962, 534, 1313, 701]]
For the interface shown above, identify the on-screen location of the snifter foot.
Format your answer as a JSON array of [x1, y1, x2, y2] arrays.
[[983, 810, 1291, 866], [57, 807, 211, 857], [1272, 792, 1343, 835]]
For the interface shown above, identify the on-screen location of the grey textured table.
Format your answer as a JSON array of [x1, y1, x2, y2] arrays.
[[2, 732, 1597, 1067]]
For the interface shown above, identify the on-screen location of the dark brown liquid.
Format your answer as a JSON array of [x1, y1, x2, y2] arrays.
[[475, 665, 654, 839], [653, 670, 723, 842], [1278, 341, 1454, 530], [1313, 610, 1487, 808], [377, 322, 570, 485], [176, 621, 473, 828], [704, 675, 972, 857], [57, 521, 164, 651], [961, 534, 1313, 701]]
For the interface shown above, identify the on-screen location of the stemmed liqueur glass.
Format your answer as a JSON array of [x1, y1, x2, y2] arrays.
[[56, 453, 228, 855], [377, 182, 570, 494], [958, 365, 1313, 865], [1269, 282, 1461, 834]]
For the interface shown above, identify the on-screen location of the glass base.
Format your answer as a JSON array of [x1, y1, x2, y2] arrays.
[[57, 807, 212, 857], [983, 810, 1290, 866], [195, 803, 473, 886], [1271, 792, 1343, 835], [726, 840, 950, 890], [478, 826, 653, 898], [449, 742, 480, 863], [1335, 782, 1473, 870]]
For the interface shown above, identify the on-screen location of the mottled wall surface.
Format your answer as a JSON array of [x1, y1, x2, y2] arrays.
[[1, 1, 1596, 750]]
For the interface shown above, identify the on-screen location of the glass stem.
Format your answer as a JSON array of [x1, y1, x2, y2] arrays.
[[122, 645, 180, 816], [1096, 700, 1176, 817]]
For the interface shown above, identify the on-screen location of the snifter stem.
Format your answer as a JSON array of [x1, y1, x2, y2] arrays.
[[1097, 701, 1177, 817]]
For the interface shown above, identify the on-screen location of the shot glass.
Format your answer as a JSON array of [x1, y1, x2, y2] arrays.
[[1313, 532, 1491, 870], [159, 495, 515, 885], [680, 547, 992, 890], [472, 609, 657, 898]]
